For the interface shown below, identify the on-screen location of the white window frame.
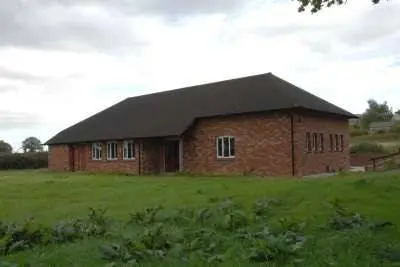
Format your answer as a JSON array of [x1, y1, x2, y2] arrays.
[[305, 132, 311, 153], [319, 133, 324, 153], [107, 141, 118, 160], [335, 134, 339, 152], [216, 136, 235, 159], [329, 134, 334, 152], [92, 143, 102, 160], [123, 140, 135, 160], [312, 133, 318, 153]]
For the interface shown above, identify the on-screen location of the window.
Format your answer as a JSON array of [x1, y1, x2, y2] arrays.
[[312, 133, 318, 153], [329, 134, 334, 152], [340, 135, 344, 152], [107, 142, 118, 160], [319, 133, 324, 152], [335, 134, 339, 152], [123, 141, 135, 160], [92, 143, 102, 160], [305, 132, 312, 153], [216, 136, 235, 158]]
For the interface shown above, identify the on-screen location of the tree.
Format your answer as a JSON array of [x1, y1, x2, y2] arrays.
[[360, 99, 393, 129], [0, 140, 12, 154], [395, 109, 400, 115], [297, 0, 382, 13], [22, 137, 43, 153]]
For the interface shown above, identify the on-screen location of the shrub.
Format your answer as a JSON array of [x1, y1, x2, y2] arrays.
[[99, 223, 173, 264], [390, 122, 400, 134], [384, 159, 400, 171], [252, 198, 280, 217], [0, 152, 48, 170], [350, 128, 368, 137], [129, 205, 163, 225], [0, 208, 111, 256], [247, 231, 305, 263], [350, 143, 386, 154], [327, 199, 392, 231]]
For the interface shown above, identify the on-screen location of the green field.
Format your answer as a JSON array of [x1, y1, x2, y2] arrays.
[[351, 132, 400, 153], [1, 170, 400, 266]]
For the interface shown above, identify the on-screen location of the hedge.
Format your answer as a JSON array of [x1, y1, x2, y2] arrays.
[[0, 152, 48, 170], [350, 142, 386, 154], [350, 128, 368, 137]]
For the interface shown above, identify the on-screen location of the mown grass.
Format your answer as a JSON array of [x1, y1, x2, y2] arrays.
[[0, 170, 400, 266]]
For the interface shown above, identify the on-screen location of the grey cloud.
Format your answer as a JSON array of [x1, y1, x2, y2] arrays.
[[304, 39, 334, 55], [0, 0, 246, 52], [255, 24, 324, 37], [0, 85, 18, 93], [0, 67, 49, 83], [51, 0, 246, 16], [126, 0, 245, 16], [253, 24, 337, 56], [0, 111, 41, 130], [254, 2, 400, 61], [0, 1, 146, 52], [338, 3, 400, 46], [0, 67, 86, 95]]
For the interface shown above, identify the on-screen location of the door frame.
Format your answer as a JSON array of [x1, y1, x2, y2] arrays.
[[163, 138, 183, 172], [69, 145, 75, 171], [71, 144, 87, 171]]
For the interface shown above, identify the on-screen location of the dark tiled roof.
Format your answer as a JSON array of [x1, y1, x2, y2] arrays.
[[45, 73, 356, 145]]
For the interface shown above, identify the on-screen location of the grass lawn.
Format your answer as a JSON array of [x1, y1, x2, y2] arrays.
[[1, 170, 400, 266]]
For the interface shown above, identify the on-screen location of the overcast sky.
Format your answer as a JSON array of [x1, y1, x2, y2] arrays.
[[1, 0, 399, 151]]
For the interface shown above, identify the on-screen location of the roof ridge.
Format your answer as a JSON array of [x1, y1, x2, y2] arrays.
[[269, 74, 351, 114], [127, 72, 273, 100]]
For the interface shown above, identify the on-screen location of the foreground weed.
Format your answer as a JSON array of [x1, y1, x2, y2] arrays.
[[129, 205, 163, 225], [100, 223, 173, 264], [0, 207, 111, 256], [327, 199, 392, 231], [253, 198, 280, 217]]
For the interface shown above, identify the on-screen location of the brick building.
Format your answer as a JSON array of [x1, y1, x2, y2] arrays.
[[46, 73, 356, 176]]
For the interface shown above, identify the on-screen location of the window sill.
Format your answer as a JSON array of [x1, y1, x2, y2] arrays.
[[92, 158, 102, 161], [123, 158, 136, 161], [217, 157, 235, 160], [106, 158, 118, 161]]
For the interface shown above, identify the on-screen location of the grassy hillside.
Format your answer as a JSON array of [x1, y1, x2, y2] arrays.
[[351, 132, 400, 153], [1, 170, 400, 266]]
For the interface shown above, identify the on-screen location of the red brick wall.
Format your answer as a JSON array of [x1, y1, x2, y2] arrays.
[[49, 141, 140, 174], [183, 112, 293, 176], [48, 110, 350, 176], [48, 145, 71, 171], [183, 111, 350, 177], [139, 139, 163, 174], [85, 142, 139, 174], [293, 112, 350, 176]]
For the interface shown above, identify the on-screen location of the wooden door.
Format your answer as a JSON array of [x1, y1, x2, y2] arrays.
[[73, 145, 87, 171], [164, 140, 180, 172], [69, 145, 75, 171]]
